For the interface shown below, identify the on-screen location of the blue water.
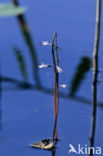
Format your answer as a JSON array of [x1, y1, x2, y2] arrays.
[[0, 0, 103, 156]]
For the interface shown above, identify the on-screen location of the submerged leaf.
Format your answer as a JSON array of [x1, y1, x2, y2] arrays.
[[0, 4, 26, 16], [13, 47, 28, 82], [69, 56, 91, 96]]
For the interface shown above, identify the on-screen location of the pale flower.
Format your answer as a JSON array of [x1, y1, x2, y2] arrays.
[[56, 65, 63, 73], [41, 41, 52, 46], [59, 84, 67, 88], [38, 63, 51, 68]]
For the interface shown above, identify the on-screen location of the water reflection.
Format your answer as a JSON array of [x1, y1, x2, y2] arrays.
[[1, 75, 103, 108], [69, 56, 91, 97], [0, 64, 2, 130], [0, 52, 101, 108], [12, 0, 42, 88], [52, 147, 56, 156]]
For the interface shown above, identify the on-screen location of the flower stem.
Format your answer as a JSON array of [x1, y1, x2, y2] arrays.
[[89, 0, 101, 155]]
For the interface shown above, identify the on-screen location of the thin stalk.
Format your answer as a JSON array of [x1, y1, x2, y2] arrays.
[[51, 35, 58, 141], [0, 64, 2, 130], [89, 0, 101, 155], [54, 76, 57, 139], [1, 76, 103, 107], [52, 146, 56, 156], [53, 73, 59, 143], [55, 32, 59, 65], [54, 32, 59, 141], [51, 35, 57, 73], [52, 32, 60, 143]]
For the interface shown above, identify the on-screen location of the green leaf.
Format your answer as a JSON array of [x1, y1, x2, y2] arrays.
[[13, 47, 28, 82], [0, 3, 26, 16], [69, 56, 92, 97]]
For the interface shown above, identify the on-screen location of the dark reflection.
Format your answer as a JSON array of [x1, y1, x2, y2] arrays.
[[12, 0, 42, 88], [13, 47, 28, 82], [0, 64, 2, 130], [52, 146, 56, 156], [0, 76, 103, 108], [51, 139, 57, 156], [69, 56, 91, 97]]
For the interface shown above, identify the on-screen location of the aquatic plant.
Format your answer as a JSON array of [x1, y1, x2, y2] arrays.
[[33, 32, 66, 148], [51, 32, 63, 143], [89, 0, 101, 155], [0, 3, 26, 16]]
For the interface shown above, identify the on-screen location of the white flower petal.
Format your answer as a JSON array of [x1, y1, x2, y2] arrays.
[[38, 63, 51, 68], [59, 84, 67, 88], [56, 66, 63, 73], [41, 41, 52, 46]]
